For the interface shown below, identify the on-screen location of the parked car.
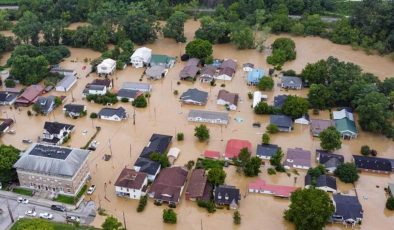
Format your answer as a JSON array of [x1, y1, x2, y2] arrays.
[[39, 212, 53, 219], [25, 210, 37, 217], [51, 204, 66, 212], [87, 185, 96, 195], [66, 215, 80, 223], [252, 122, 261, 128], [17, 197, 29, 204], [22, 139, 32, 144]]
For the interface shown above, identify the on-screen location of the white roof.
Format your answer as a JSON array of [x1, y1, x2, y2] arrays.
[[100, 58, 116, 67], [131, 47, 152, 62], [333, 109, 354, 121], [253, 91, 267, 108], [168, 147, 180, 159]]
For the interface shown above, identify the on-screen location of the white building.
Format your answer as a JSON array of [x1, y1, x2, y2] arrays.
[[97, 58, 116, 76], [55, 75, 77, 92], [98, 107, 127, 121], [115, 168, 148, 200], [130, 47, 152, 68], [252, 91, 267, 108]]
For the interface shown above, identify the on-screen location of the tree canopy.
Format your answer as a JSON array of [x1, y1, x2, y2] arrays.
[[102, 216, 124, 230], [207, 167, 226, 186], [267, 37, 296, 67], [334, 163, 359, 183], [319, 127, 342, 151], [185, 39, 213, 60], [281, 95, 309, 119], [0, 145, 20, 185], [194, 124, 210, 142], [163, 11, 188, 43]]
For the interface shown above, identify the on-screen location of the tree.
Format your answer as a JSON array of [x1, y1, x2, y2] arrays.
[[42, 20, 64, 46], [291, 22, 305, 36], [360, 145, 371, 156], [150, 152, 170, 168], [386, 197, 394, 211], [54, 97, 62, 107], [302, 14, 325, 36], [262, 133, 270, 144], [270, 148, 285, 172], [254, 102, 274, 115], [207, 168, 226, 186], [177, 133, 184, 141], [266, 124, 279, 134], [195, 16, 230, 44], [185, 39, 213, 60], [267, 38, 296, 66], [284, 188, 334, 230], [163, 209, 177, 224], [88, 27, 110, 52], [233, 211, 241, 225], [244, 157, 262, 177], [132, 95, 148, 108], [300, 60, 328, 85], [90, 112, 98, 119], [10, 55, 49, 85], [307, 84, 333, 109], [194, 124, 210, 142], [13, 11, 41, 45], [281, 96, 309, 119], [102, 216, 124, 230], [0, 145, 20, 185], [230, 25, 254, 49], [163, 11, 187, 42], [307, 165, 326, 180], [122, 7, 159, 45], [334, 163, 359, 183], [257, 77, 274, 90], [12, 218, 55, 230], [319, 127, 342, 151]]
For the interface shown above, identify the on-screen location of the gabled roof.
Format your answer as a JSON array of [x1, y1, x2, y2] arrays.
[[131, 47, 152, 61], [281, 76, 302, 87], [214, 185, 240, 205], [335, 118, 357, 134], [64, 104, 85, 113], [333, 109, 354, 121], [150, 54, 175, 64], [270, 115, 293, 128], [0, 119, 13, 133], [310, 119, 335, 135], [180, 88, 208, 104], [243, 63, 254, 68], [217, 90, 239, 106], [43, 122, 74, 135], [17, 85, 43, 103], [140, 134, 172, 158], [134, 157, 160, 175], [180, 65, 199, 79], [305, 174, 337, 190], [117, 89, 141, 99], [225, 139, 252, 159], [99, 58, 116, 67], [56, 74, 76, 89], [204, 150, 221, 159], [284, 148, 311, 168], [98, 107, 127, 118], [256, 144, 279, 158], [146, 65, 166, 78], [188, 110, 229, 122], [247, 68, 264, 83], [186, 169, 208, 198], [186, 58, 200, 66], [273, 95, 288, 109], [122, 82, 151, 91], [149, 167, 188, 203], [248, 179, 297, 198], [220, 59, 237, 71], [0, 91, 18, 103], [35, 96, 56, 114], [333, 194, 363, 220], [115, 168, 147, 189], [317, 150, 344, 168], [353, 155, 392, 172], [91, 79, 112, 87], [200, 66, 216, 77]]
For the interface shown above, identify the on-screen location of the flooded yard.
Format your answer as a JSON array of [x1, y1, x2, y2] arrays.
[[0, 20, 393, 230]]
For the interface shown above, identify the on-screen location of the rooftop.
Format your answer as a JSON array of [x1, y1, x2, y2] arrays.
[[249, 179, 297, 198], [225, 139, 252, 159], [115, 168, 147, 189], [140, 134, 172, 158], [353, 155, 393, 172]]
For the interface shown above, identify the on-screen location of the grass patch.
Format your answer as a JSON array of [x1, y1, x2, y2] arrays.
[[11, 218, 97, 230], [76, 184, 87, 199], [196, 158, 225, 170], [82, 126, 101, 149], [54, 194, 75, 205], [12, 187, 33, 196]]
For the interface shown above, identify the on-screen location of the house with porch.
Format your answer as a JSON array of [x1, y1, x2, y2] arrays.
[[115, 168, 148, 200], [131, 47, 152, 68], [216, 59, 237, 81], [305, 174, 337, 193], [256, 144, 279, 160], [180, 88, 208, 106], [281, 76, 302, 89], [270, 115, 293, 132], [199, 65, 216, 83], [217, 90, 239, 111], [42, 122, 75, 145], [98, 107, 127, 121], [333, 109, 358, 139], [63, 104, 87, 118], [149, 54, 176, 68], [97, 58, 116, 76], [316, 150, 344, 174], [15, 85, 44, 106], [332, 194, 363, 226], [284, 148, 311, 170], [34, 96, 57, 115]]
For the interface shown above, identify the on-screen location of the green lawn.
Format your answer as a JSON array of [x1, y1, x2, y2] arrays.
[[12, 187, 33, 196], [54, 184, 87, 205], [11, 218, 97, 230], [196, 158, 225, 170]]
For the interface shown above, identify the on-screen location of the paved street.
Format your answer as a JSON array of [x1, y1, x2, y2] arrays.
[[0, 193, 96, 229]]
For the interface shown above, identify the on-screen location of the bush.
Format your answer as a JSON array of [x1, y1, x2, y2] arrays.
[[370, 149, 377, 156], [194, 124, 210, 142], [257, 77, 274, 91], [386, 197, 394, 210], [177, 133, 184, 141], [360, 145, 370, 156], [163, 209, 177, 224], [334, 163, 359, 183], [233, 211, 241, 225], [185, 160, 195, 170], [121, 97, 129, 103], [267, 38, 296, 66], [247, 92, 253, 99], [5, 79, 15, 88], [27, 110, 32, 116], [12, 187, 33, 196], [137, 195, 148, 212], [262, 133, 270, 144], [197, 200, 216, 213], [86, 93, 118, 105], [132, 95, 148, 108], [220, 83, 225, 87], [267, 168, 276, 175], [173, 90, 178, 95], [90, 112, 98, 119], [266, 124, 279, 134]]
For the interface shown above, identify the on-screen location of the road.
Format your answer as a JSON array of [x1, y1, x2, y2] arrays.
[[0, 195, 96, 229]]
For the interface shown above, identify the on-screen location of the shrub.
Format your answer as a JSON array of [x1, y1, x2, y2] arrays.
[[267, 168, 276, 175], [334, 163, 359, 183], [194, 124, 210, 142], [262, 133, 270, 144], [90, 112, 98, 119], [132, 95, 148, 108], [173, 90, 178, 95], [137, 195, 148, 212], [370, 149, 377, 156], [27, 110, 32, 116], [5, 79, 15, 88], [266, 124, 279, 134], [121, 97, 129, 103], [247, 92, 253, 99], [360, 145, 370, 156], [386, 197, 394, 210], [197, 200, 216, 213], [233, 211, 241, 225], [220, 83, 225, 87], [163, 209, 177, 224], [185, 160, 195, 170], [177, 132, 184, 141]]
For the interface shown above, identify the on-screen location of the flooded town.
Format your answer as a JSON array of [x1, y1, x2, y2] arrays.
[[0, 1, 393, 230]]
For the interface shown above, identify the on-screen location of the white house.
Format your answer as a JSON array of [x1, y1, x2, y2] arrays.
[[130, 47, 152, 68], [98, 107, 127, 121], [252, 91, 267, 108], [82, 85, 107, 97], [115, 168, 148, 200], [55, 75, 77, 92], [42, 122, 75, 145], [217, 90, 239, 111], [294, 114, 310, 125], [97, 58, 116, 76]]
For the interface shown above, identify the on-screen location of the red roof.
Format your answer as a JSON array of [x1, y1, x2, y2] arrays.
[[248, 179, 297, 198], [225, 139, 252, 159], [16, 85, 43, 104], [204, 150, 220, 159]]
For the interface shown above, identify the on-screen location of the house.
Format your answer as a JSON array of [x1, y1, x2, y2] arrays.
[[180, 88, 208, 106], [13, 144, 90, 196], [256, 144, 279, 160], [130, 47, 152, 68], [133, 157, 161, 182], [180, 65, 199, 80], [248, 179, 297, 198], [353, 155, 393, 174], [242, 63, 254, 72], [63, 104, 87, 118], [122, 82, 152, 93], [214, 185, 240, 209], [42, 122, 75, 145], [273, 95, 288, 109], [188, 110, 229, 125], [44, 85, 54, 93], [82, 85, 107, 97], [388, 183, 394, 196], [199, 65, 216, 83], [217, 90, 239, 111], [247, 68, 264, 85], [115, 168, 148, 200], [305, 174, 337, 193], [0, 91, 18, 105], [167, 147, 180, 165], [332, 194, 363, 225], [333, 109, 354, 121], [294, 114, 310, 125], [149, 54, 176, 68], [203, 150, 220, 159], [252, 91, 267, 108], [146, 66, 167, 80], [281, 76, 302, 89], [310, 119, 335, 137], [50, 66, 77, 77], [140, 134, 172, 159], [0, 119, 14, 134], [15, 85, 44, 106], [284, 148, 311, 169], [335, 118, 358, 139], [216, 59, 237, 81], [91, 79, 113, 89], [316, 150, 344, 173], [270, 115, 293, 132], [55, 75, 77, 92], [148, 167, 188, 206], [97, 58, 116, 76], [225, 139, 252, 160], [116, 89, 142, 102], [34, 96, 56, 115], [185, 168, 212, 201], [98, 107, 127, 121]]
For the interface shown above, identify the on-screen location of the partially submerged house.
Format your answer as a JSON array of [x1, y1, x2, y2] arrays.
[[310, 119, 335, 137], [273, 95, 288, 109], [97, 58, 116, 76], [248, 179, 297, 198], [167, 147, 180, 165], [214, 185, 240, 209], [284, 148, 311, 170], [216, 59, 237, 81], [185, 168, 212, 202], [83, 79, 112, 97], [281, 76, 302, 90], [148, 167, 188, 207], [0, 91, 18, 105], [316, 150, 344, 173], [133, 157, 161, 182], [188, 110, 229, 125], [180, 88, 208, 106], [332, 194, 363, 226], [199, 65, 216, 83], [139, 134, 173, 159], [116, 89, 142, 102], [42, 122, 75, 145], [217, 90, 239, 111], [353, 155, 393, 174], [149, 54, 175, 68], [130, 47, 152, 68], [252, 91, 267, 108], [225, 139, 252, 160], [146, 66, 167, 80], [333, 109, 357, 139], [256, 144, 279, 160], [115, 168, 148, 200], [305, 174, 337, 193], [180, 58, 200, 80], [247, 68, 264, 85], [122, 82, 152, 93], [98, 107, 127, 121], [34, 96, 57, 115], [242, 63, 254, 72], [63, 104, 87, 118], [270, 115, 293, 132], [0, 119, 14, 134], [15, 85, 44, 106], [55, 74, 77, 92], [50, 66, 77, 77], [294, 114, 310, 125]]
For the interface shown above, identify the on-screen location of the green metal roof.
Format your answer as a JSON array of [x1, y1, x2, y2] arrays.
[[150, 54, 175, 64], [335, 118, 357, 134]]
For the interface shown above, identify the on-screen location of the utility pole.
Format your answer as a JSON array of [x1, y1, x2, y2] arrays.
[[133, 109, 136, 125], [129, 144, 132, 160], [123, 211, 127, 230], [6, 200, 14, 223]]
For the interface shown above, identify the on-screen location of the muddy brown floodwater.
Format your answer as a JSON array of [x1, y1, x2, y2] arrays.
[[0, 20, 393, 230]]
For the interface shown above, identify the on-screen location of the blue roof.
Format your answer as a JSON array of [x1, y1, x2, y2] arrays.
[[247, 69, 265, 83]]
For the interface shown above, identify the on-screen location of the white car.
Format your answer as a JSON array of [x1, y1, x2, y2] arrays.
[[17, 197, 29, 204], [25, 210, 37, 217], [39, 212, 54, 219], [66, 215, 80, 223], [87, 185, 96, 195]]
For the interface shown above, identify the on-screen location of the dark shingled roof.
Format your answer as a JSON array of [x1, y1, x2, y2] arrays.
[[140, 134, 172, 158], [98, 107, 127, 118], [333, 194, 363, 221], [149, 167, 188, 203], [270, 115, 293, 128], [353, 155, 393, 172], [305, 174, 337, 190], [115, 168, 147, 189], [134, 157, 160, 176], [214, 185, 240, 205], [64, 104, 85, 113], [317, 150, 344, 168], [44, 122, 74, 135], [273, 95, 288, 109], [256, 144, 279, 158]]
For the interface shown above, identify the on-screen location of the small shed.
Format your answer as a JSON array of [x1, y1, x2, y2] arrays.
[[168, 147, 181, 165]]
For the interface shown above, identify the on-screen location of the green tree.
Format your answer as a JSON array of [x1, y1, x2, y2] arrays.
[[291, 22, 305, 36], [257, 77, 274, 90], [10, 55, 49, 85], [334, 163, 359, 183], [360, 145, 371, 156], [207, 168, 226, 186], [262, 133, 270, 144], [281, 96, 309, 119], [185, 39, 213, 60], [233, 211, 241, 225], [329, 18, 359, 45], [266, 124, 279, 134], [150, 152, 170, 168], [270, 148, 285, 172], [88, 27, 110, 52], [102, 216, 124, 230], [13, 11, 41, 45], [308, 84, 333, 109], [54, 97, 62, 107], [230, 25, 254, 49], [284, 188, 334, 230], [195, 16, 230, 44], [11, 218, 55, 230], [163, 11, 187, 43], [267, 38, 296, 66], [163, 209, 177, 224], [42, 20, 64, 46], [194, 124, 210, 142], [386, 197, 394, 211], [319, 127, 342, 151], [379, 78, 394, 96], [132, 95, 148, 108], [244, 157, 262, 177], [0, 145, 20, 185], [254, 102, 274, 115], [0, 10, 12, 30], [302, 14, 325, 36], [122, 7, 159, 45], [307, 165, 326, 179], [300, 60, 328, 85]]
